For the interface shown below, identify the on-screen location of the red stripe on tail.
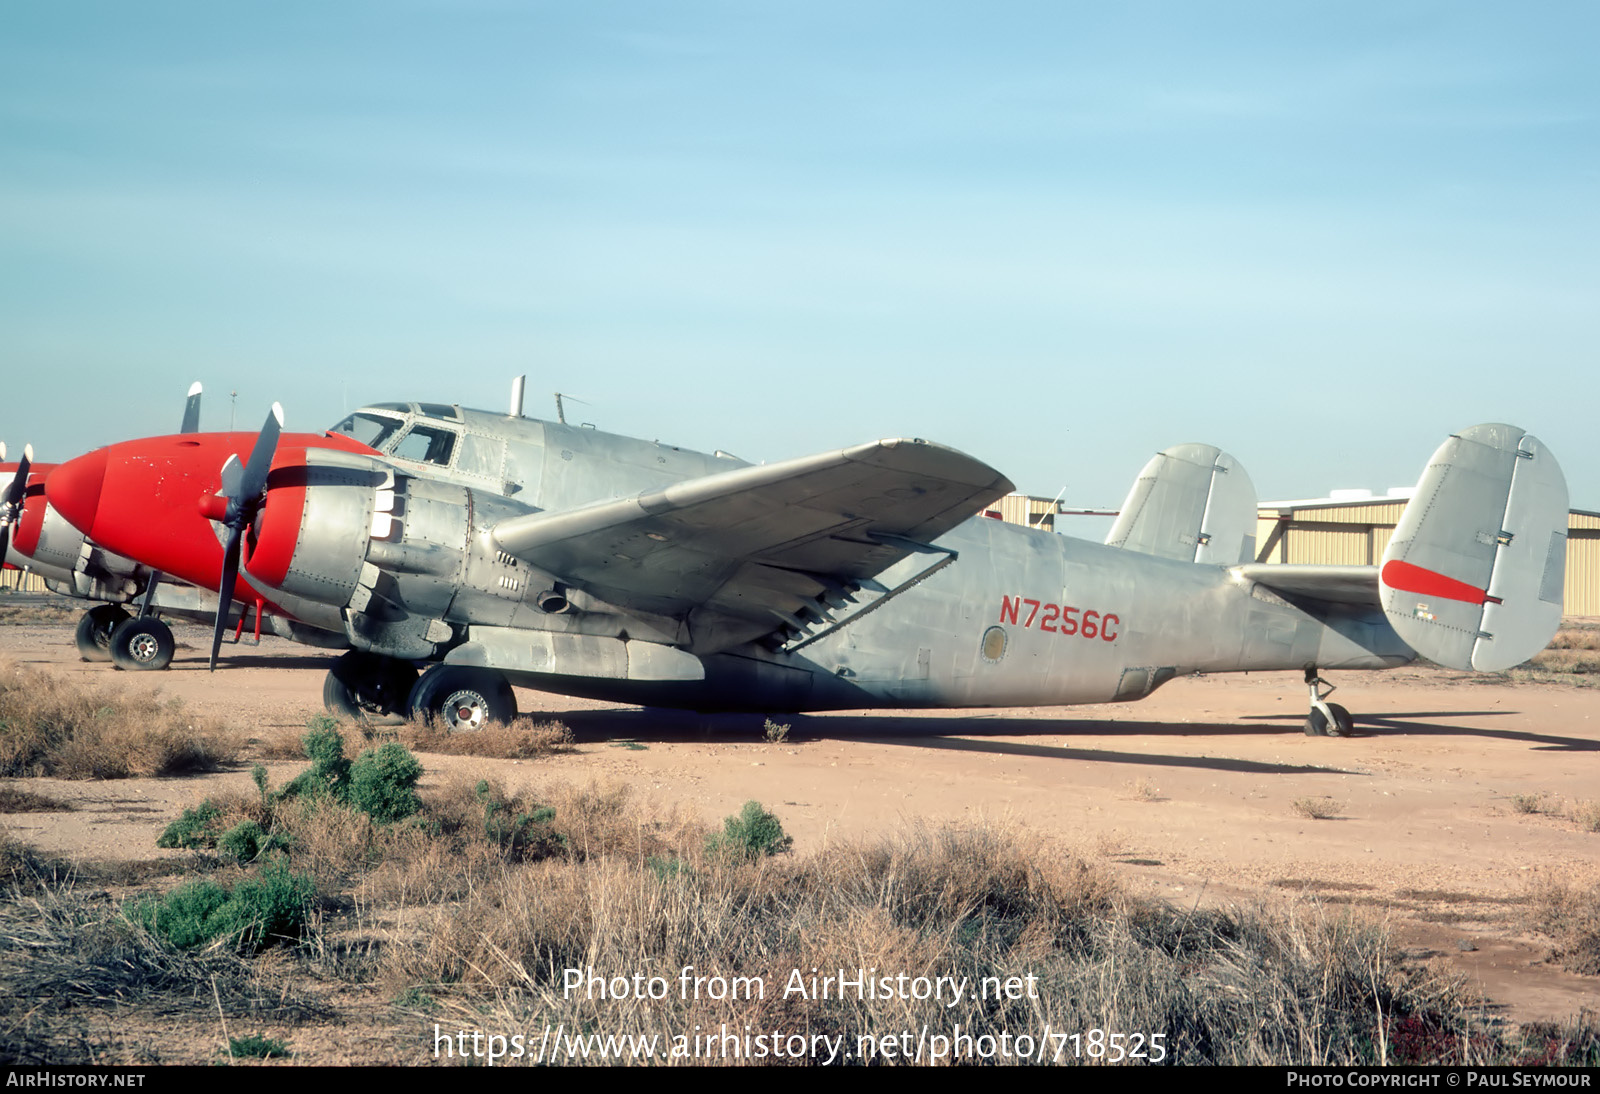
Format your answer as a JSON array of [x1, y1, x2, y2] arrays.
[[1381, 559, 1501, 605]]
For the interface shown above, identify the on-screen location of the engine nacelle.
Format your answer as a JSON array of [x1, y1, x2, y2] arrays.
[[243, 448, 402, 607], [240, 448, 586, 657]]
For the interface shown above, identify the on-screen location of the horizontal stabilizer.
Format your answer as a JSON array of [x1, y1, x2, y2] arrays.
[[1105, 444, 1257, 565], [1232, 564, 1379, 607], [1380, 424, 1567, 672]]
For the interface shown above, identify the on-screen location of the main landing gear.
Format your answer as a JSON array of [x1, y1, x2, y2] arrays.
[[320, 655, 520, 732], [75, 604, 176, 671], [1303, 667, 1355, 737], [108, 617, 176, 671], [322, 650, 420, 725], [407, 665, 517, 731], [75, 605, 129, 662]]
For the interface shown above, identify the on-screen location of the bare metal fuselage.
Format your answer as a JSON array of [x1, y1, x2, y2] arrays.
[[313, 406, 1409, 712]]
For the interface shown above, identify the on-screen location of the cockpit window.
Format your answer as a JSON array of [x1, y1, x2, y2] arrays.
[[418, 402, 461, 420], [329, 412, 405, 451], [391, 425, 457, 466]]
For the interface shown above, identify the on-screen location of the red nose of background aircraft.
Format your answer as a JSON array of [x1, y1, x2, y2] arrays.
[[1, 449, 53, 568], [44, 422, 378, 662]]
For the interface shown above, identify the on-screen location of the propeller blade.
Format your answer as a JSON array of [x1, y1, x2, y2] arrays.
[[0, 444, 32, 561], [237, 403, 283, 502], [181, 381, 203, 434], [3, 446, 31, 508], [210, 525, 243, 671], [218, 454, 244, 501], [209, 403, 284, 670]]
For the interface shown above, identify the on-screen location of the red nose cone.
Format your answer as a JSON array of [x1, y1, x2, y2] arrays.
[[44, 448, 108, 539], [198, 494, 229, 522]]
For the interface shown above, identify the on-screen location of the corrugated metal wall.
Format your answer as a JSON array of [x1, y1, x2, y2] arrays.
[[0, 569, 49, 593], [987, 494, 1058, 531]]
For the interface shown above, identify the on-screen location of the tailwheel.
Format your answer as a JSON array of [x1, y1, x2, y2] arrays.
[[1302, 668, 1355, 737], [322, 650, 419, 725], [108, 617, 175, 671], [75, 604, 130, 662], [407, 665, 516, 732]]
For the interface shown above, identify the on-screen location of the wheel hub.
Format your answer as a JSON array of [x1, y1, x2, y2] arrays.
[[441, 689, 489, 731], [128, 633, 161, 663]]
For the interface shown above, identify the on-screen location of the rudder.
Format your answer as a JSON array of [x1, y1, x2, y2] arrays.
[[1379, 424, 1567, 671]]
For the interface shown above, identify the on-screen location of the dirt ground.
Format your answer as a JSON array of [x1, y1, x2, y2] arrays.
[[3, 613, 1598, 1034]]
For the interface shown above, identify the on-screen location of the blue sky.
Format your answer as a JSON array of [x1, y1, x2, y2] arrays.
[[3, 1, 1595, 515]]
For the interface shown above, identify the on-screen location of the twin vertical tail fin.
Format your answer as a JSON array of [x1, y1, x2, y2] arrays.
[[1380, 424, 1567, 671], [1105, 443, 1258, 565]]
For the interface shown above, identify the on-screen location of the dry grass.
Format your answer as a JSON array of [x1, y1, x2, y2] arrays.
[[391, 716, 574, 759], [1547, 625, 1600, 652], [1525, 649, 1600, 675], [0, 660, 242, 779], [3, 787, 1598, 1064], [1510, 792, 1550, 815], [1293, 796, 1342, 820], [1570, 800, 1600, 833], [376, 817, 1571, 1066], [1526, 876, 1600, 975], [0, 865, 328, 1064], [0, 785, 71, 812], [0, 598, 81, 625], [1123, 777, 1161, 801]]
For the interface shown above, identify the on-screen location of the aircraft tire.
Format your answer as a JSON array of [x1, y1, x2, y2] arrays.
[[108, 617, 175, 672], [323, 651, 418, 725], [1303, 709, 1330, 737], [1326, 703, 1354, 738], [408, 665, 516, 732], [76, 605, 131, 662]]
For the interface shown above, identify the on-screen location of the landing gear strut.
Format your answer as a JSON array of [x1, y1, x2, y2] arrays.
[[322, 651, 420, 725], [1303, 667, 1354, 737]]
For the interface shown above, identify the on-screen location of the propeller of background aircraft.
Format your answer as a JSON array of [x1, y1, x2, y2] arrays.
[[0, 442, 34, 564]]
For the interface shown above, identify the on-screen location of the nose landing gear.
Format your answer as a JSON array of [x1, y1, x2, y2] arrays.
[[1304, 667, 1354, 737]]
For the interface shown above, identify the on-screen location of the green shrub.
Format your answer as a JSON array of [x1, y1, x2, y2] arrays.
[[217, 819, 289, 865], [156, 801, 223, 849], [705, 800, 792, 860], [279, 718, 352, 802], [473, 779, 558, 856], [227, 1034, 290, 1060], [348, 742, 424, 823], [130, 860, 315, 953]]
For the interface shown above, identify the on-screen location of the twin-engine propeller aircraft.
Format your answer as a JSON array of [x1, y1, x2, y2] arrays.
[[42, 385, 1568, 736]]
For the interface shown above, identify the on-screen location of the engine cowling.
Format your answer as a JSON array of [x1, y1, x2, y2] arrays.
[[242, 448, 428, 608]]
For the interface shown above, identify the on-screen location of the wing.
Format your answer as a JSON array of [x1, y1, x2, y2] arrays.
[[492, 438, 1014, 654]]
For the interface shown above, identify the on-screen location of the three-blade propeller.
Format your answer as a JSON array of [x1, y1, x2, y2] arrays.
[[206, 404, 283, 670], [0, 442, 34, 565]]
